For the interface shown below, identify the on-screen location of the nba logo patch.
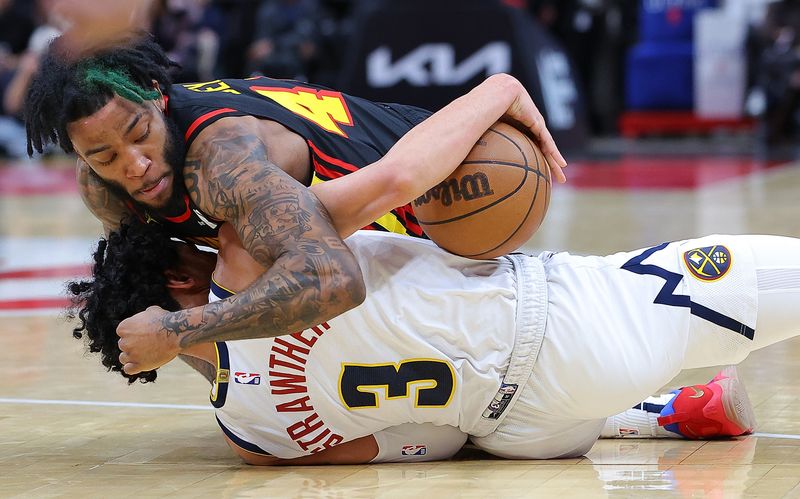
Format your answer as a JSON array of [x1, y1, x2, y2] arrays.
[[233, 372, 261, 385], [401, 445, 427, 456], [619, 428, 640, 436], [683, 245, 732, 281]]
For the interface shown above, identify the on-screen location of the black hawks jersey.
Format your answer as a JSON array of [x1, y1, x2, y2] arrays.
[[128, 77, 432, 248]]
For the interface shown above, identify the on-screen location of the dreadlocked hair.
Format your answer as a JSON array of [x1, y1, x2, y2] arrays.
[[24, 34, 178, 156], [67, 219, 181, 384]]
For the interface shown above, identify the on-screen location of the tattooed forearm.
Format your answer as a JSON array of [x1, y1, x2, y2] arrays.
[[77, 160, 130, 232], [174, 119, 366, 345], [169, 234, 363, 346], [178, 354, 216, 385]]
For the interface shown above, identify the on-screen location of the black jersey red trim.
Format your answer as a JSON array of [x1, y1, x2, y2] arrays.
[[184, 108, 237, 142], [162, 194, 192, 223], [307, 140, 359, 178], [161, 77, 434, 242]]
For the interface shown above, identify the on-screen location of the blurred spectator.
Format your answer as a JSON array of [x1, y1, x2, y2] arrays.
[[528, 0, 638, 135], [0, 0, 35, 160], [0, 0, 35, 62], [152, 0, 223, 82], [750, 0, 800, 145], [1, 0, 62, 160], [245, 0, 327, 80], [213, 0, 261, 78]]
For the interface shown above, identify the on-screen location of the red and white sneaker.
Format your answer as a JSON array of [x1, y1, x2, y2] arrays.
[[657, 366, 756, 439]]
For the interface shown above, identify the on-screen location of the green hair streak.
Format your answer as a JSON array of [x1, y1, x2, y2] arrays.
[[82, 66, 160, 103]]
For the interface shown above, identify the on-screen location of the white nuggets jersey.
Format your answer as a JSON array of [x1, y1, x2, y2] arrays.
[[211, 232, 546, 459]]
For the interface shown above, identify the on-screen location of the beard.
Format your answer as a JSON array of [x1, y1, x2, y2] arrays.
[[162, 114, 186, 182], [102, 115, 186, 212], [159, 115, 188, 209]]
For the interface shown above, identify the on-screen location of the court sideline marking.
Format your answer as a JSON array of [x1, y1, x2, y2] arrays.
[[0, 397, 212, 411], [1, 398, 800, 440]]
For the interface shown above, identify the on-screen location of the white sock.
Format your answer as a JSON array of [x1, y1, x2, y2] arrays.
[[600, 393, 679, 438]]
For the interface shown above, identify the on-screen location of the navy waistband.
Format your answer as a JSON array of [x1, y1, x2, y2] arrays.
[[210, 277, 235, 299]]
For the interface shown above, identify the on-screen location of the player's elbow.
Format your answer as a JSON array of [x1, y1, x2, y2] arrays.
[[371, 153, 423, 209], [316, 249, 366, 317], [338, 252, 366, 310], [385, 165, 419, 207]]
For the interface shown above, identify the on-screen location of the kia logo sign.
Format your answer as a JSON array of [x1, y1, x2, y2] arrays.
[[367, 42, 512, 87], [537, 49, 578, 130]]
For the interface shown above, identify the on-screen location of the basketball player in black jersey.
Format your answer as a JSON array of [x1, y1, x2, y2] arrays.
[[24, 35, 566, 377]]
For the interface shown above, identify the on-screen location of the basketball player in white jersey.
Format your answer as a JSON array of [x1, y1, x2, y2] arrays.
[[74, 212, 800, 463]]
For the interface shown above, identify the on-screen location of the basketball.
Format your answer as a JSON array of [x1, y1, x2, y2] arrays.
[[412, 122, 551, 259]]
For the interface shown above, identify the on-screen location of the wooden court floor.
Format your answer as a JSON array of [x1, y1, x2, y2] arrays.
[[2, 156, 800, 498]]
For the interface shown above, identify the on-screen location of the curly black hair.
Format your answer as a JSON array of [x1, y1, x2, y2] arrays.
[[24, 34, 177, 156], [67, 219, 181, 384]]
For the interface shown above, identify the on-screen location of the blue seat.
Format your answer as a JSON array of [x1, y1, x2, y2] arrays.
[[639, 0, 718, 43], [625, 41, 694, 110]]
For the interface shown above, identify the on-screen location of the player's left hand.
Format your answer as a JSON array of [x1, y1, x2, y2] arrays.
[[117, 305, 181, 375], [500, 75, 568, 184]]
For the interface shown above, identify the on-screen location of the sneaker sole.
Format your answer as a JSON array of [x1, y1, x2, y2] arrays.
[[715, 365, 757, 435]]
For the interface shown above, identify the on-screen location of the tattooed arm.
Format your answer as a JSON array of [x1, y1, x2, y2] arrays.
[[115, 117, 365, 373], [179, 118, 365, 346], [77, 159, 131, 234]]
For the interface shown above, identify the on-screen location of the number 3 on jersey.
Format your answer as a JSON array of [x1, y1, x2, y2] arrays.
[[339, 359, 456, 410], [250, 86, 354, 137]]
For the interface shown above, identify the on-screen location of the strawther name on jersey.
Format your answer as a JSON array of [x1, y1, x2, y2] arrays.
[[268, 322, 342, 453]]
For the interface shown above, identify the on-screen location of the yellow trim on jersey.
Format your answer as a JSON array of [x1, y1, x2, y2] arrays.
[[211, 275, 237, 296], [210, 343, 229, 403], [337, 358, 456, 410], [310, 173, 409, 236]]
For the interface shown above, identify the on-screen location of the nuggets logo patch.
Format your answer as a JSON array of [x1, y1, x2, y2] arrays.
[[683, 245, 732, 281]]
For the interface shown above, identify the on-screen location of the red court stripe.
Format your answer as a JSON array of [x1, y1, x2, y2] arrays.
[[0, 265, 91, 279], [566, 158, 784, 189], [0, 166, 77, 195], [0, 298, 70, 310], [184, 108, 237, 142]]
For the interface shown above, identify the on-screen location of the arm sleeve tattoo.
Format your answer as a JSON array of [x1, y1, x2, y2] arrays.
[[171, 120, 365, 346]]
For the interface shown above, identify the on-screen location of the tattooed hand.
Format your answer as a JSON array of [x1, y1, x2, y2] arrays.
[[117, 305, 181, 374]]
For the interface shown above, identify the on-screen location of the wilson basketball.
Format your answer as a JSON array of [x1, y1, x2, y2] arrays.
[[412, 122, 551, 259]]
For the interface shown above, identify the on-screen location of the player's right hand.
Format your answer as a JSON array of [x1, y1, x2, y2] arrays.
[[117, 305, 181, 375]]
